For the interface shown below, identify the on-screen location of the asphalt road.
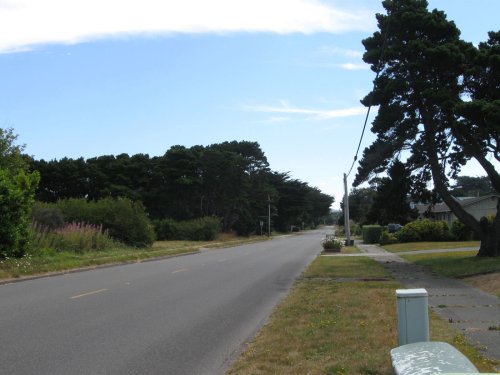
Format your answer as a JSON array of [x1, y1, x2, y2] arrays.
[[0, 228, 328, 375]]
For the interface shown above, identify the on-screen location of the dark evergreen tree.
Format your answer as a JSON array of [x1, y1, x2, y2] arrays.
[[367, 161, 418, 225], [30, 141, 333, 235], [354, 0, 499, 256], [450, 176, 495, 197], [340, 187, 376, 225]]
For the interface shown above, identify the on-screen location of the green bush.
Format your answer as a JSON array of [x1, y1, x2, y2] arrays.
[[154, 217, 221, 241], [450, 219, 473, 241], [350, 222, 362, 236], [362, 225, 384, 244], [379, 230, 399, 245], [0, 169, 39, 258], [54, 197, 155, 247], [397, 219, 451, 243], [31, 205, 64, 230], [154, 218, 178, 240], [232, 210, 256, 236]]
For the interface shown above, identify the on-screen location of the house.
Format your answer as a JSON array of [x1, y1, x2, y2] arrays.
[[416, 195, 499, 226]]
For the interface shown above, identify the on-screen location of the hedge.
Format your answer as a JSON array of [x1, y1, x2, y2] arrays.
[[154, 217, 221, 241], [362, 225, 384, 244]]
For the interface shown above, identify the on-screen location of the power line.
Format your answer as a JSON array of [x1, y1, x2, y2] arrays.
[[346, 88, 377, 178], [346, 14, 392, 178], [342, 11, 393, 245]]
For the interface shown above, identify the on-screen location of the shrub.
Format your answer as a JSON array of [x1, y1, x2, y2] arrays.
[[0, 169, 39, 258], [154, 217, 221, 241], [362, 225, 384, 244], [350, 222, 362, 236], [322, 237, 344, 251], [31, 205, 64, 230], [379, 231, 399, 245], [232, 210, 256, 236], [54, 197, 155, 247], [397, 219, 451, 243], [336, 220, 360, 237], [450, 219, 473, 241], [154, 218, 178, 240], [0, 128, 40, 258]]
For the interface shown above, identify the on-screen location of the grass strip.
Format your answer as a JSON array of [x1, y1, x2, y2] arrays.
[[382, 241, 479, 253], [227, 256, 499, 374]]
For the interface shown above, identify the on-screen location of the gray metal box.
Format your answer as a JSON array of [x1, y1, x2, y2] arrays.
[[396, 288, 429, 346], [390, 341, 478, 375]]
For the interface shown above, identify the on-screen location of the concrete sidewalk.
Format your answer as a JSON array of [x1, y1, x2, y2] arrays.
[[355, 244, 500, 366]]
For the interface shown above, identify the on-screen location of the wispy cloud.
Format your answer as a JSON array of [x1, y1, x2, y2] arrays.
[[0, 0, 374, 53], [318, 46, 363, 58], [338, 63, 369, 71], [298, 46, 368, 70], [244, 100, 366, 121], [299, 62, 369, 70]]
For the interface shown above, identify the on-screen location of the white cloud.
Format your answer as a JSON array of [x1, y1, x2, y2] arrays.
[[244, 100, 366, 121], [299, 62, 369, 70], [0, 0, 374, 53], [338, 63, 369, 71], [318, 46, 363, 58], [265, 116, 292, 124]]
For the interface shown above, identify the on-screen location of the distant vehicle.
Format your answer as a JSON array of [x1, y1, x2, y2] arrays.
[[387, 223, 403, 233]]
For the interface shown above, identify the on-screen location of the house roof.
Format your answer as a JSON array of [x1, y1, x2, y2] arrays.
[[417, 195, 499, 214]]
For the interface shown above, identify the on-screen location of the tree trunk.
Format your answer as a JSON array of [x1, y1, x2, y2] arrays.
[[477, 213, 500, 257], [423, 120, 499, 257]]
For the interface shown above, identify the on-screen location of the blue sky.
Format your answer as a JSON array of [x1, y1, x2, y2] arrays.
[[1, 0, 499, 208]]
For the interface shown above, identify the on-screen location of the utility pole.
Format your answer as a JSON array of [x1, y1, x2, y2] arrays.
[[343, 173, 351, 246], [268, 194, 271, 238]]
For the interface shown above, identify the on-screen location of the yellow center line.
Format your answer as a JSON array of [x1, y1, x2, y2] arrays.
[[70, 288, 109, 300], [172, 268, 189, 274]]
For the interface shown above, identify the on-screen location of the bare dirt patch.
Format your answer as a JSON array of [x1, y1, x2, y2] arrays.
[[463, 271, 500, 297]]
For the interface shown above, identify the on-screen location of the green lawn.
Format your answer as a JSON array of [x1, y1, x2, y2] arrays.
[[227, 255, 498, 374], [401, 251, 500, 278]]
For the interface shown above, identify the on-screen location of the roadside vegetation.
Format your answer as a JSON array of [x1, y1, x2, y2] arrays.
[[0, 233, 269, 280], [0, 127, 333, 281], [228, 255, 499, 374]]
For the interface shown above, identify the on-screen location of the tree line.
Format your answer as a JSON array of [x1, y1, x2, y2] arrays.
[[30, 141, 334, 235]]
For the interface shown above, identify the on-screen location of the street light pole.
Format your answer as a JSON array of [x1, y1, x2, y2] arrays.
[[268, 194, 271, 238], [343, 173, 351, 246]]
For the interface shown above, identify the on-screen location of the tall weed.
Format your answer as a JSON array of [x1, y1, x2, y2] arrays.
[[31, 222, 117, 253], [41, 197, 155, 247]]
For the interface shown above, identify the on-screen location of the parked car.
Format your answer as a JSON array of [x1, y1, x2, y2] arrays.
[[387, 223, 403, 233]]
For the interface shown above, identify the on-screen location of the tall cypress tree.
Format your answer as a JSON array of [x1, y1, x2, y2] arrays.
[[354, 0, 499, 256]]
